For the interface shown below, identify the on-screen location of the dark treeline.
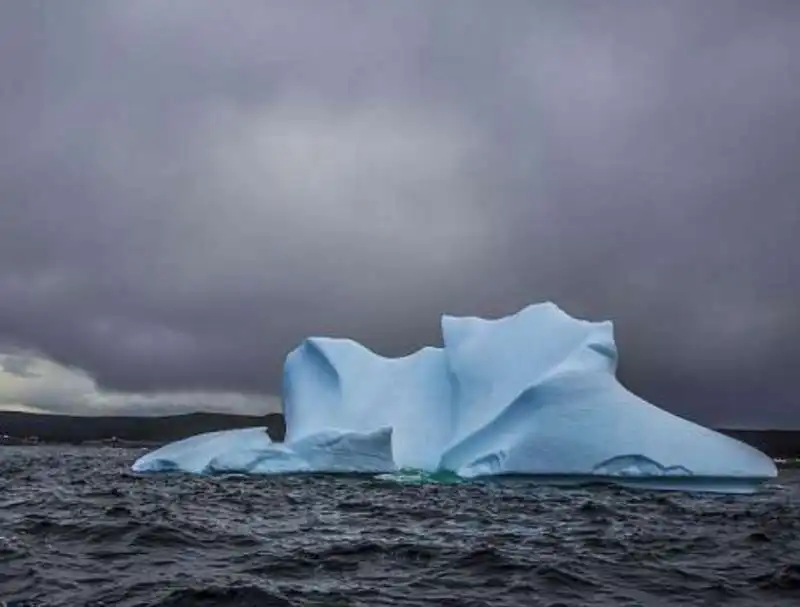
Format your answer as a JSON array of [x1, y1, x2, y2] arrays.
[[0, 412, 284, 445], [1, 412, 799, 459]]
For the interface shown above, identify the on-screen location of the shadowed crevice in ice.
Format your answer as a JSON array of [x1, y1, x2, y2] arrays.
[[591, 455, 693, 477], [132, 301, 777, 494]]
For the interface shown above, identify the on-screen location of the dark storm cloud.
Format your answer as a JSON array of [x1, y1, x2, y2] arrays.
[[0, 1, 798, 425]]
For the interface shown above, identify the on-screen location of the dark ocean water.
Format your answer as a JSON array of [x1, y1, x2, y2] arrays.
[[1, 446, 799, 607]]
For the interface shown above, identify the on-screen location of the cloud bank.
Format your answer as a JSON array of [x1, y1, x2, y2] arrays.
[[0, 1, 798, 424]]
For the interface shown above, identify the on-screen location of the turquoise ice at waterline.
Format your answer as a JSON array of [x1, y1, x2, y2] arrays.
[[132, 302, 777, 493]]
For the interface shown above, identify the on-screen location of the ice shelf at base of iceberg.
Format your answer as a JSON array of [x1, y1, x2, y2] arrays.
[[132, 301, 777, 494], [131, 426, 395, 475], [131, 427, 274, 474]]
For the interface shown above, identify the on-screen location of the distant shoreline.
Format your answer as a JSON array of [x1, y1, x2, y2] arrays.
[[1, 411, 799, 459], [0, 411, 284, 446]]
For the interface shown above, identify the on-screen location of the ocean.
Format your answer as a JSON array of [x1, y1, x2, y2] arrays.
[[1, 446, 799, 606]]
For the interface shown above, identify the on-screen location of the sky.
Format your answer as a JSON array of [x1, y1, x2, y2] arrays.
[[0, 1, 798, 426]]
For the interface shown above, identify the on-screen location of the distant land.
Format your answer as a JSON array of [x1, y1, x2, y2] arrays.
[[0, 411, 284, 446], [0, 411, 798, 459]]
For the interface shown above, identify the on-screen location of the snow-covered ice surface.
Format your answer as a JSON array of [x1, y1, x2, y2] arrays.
[[133, 302, 777, 493]]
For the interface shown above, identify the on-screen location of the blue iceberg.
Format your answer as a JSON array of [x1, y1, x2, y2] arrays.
[[132, 302, 777, 493]]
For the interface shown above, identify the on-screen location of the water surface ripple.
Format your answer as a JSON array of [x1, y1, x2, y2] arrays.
[[1, 446, 799, 606]]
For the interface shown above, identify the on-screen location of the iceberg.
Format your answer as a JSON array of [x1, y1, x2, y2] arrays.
[[132, 302, 777, 493]]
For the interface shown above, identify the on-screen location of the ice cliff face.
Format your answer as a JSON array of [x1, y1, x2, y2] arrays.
[[133, 302, 777, 493], [283, 340, 452, 471]]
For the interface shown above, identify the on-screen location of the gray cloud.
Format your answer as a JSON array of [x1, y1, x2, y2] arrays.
[[0, 355, 40, 379], [0, 1, 798, 425], [0, 354, 280, 416]]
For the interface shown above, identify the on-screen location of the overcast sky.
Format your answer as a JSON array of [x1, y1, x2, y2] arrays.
[[0, 1, 798, 426]]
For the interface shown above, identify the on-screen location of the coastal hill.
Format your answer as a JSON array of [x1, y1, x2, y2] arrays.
[[0, 411, 284, 446], [0, 411, 798, 458]]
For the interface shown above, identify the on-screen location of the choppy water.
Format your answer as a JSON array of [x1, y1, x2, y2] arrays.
[[1, 446, 799, 606]]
